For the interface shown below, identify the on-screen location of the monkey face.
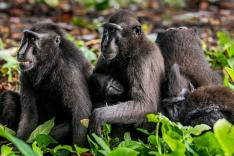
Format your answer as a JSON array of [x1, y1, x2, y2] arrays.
[[101, 10, 143, 61], [17, 29, 61, 72], [101, 23, 123, 60], [101, 22, 143, 61]]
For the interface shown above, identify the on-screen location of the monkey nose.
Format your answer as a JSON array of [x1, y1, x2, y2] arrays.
[[101, 38, 109, 51]]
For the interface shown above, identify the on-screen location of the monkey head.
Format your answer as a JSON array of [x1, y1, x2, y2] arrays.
[[17, 22, 64, 72], [156, 27, 201, 51], [101, 10, 143, 61]]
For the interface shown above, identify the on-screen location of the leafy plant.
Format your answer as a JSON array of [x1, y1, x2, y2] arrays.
[[27, 118, 55, 143], [67, 34, 97, 64], [0, 47, 19, 82], [78, 0, 141, 11], [0, 125, 37, 156], [204, 31, 234, 89], [164, 0, 186, 8], [0, 114, 234, 156]]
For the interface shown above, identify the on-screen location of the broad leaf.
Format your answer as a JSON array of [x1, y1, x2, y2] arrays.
[[27, 118, 55, 143]]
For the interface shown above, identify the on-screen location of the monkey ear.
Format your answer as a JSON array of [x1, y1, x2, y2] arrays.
[[54, 36, 61, 45], [132, 26, 142, 35]]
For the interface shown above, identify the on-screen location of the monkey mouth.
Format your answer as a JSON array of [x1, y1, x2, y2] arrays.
[[18, 60, 34, 72], [19, 61, 31, 65], [102, 53, 117, 61]]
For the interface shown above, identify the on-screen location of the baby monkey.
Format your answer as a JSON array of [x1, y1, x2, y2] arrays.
[[162, 64, 234, 127]]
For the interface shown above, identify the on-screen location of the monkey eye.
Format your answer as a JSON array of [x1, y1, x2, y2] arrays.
[[132, 26, 142, 35], [110, 28, 116, 33], [55, 36, 61, 45], [31, 37, 36, 41]]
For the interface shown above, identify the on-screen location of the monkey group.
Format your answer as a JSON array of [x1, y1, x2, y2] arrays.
[[0, 9, 233, 146]]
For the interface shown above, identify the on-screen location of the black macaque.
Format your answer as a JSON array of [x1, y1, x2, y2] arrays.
[[16, 22, 92, 145], [156, 27, 222, 88], [162, 64, 234, 127], [0, 91, 20, 130], [88, 10, 165, 136]]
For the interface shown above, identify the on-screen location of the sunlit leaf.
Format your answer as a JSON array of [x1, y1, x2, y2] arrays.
[[27, 118, 55, 143], [1, 145, 16, 156], [92, 133, 111, 153], [108, 147, 139, 156], [74, 144, 89, 154], [32, 142, 43, 156], [224, 67, 234, 82], [214, 119, 234, 156], [0, 125, 37, 156]]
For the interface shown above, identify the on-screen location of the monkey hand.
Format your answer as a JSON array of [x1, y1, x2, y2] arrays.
[[105, 78, 124, 97], [88, 108, 105, 136]]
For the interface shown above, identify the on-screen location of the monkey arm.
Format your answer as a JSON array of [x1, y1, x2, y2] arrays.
[[88, 99, 155, 135], [17, 86, 38, 140], [88, 61, 159, 135]]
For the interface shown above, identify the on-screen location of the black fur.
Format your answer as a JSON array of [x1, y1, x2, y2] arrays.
[[162, 64, 234, 127], [88, 10, 165, 135], [0, 91, 20, 130], [156, 27, 222, 88], [16, 22, 92, 145]]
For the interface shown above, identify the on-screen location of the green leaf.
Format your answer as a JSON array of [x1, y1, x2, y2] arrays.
[[137, 128, 150, 135], [189, 124, 211, 136], [0, 125, 37, 156], [95, 0, 109, 10], [227, 58, 234, 69], [124, 132, 131, 141], [147, 114, 160, 123], [148, 135, 157, 146], [1, 145, 16, 156], [163, 133, 186, 155], [118, 140, 143, 150], [32, 142, 43, 156], [53, 145, 74, 153], [44, 0, 59, 7], [217, 32, 231, 46], [72, 17, 98, 30], [224, 67, 234, 82], [74, 144, 89, 154], [108, 147, 139, 156], [92, 133, 111, 153], [193, 132, 224, 156], [227, 43, 234, 58], [0, 123, 16, 136], [35, 134, 58, 149], [87, 135, 99, 154], [214, 119, 234, 156], [223, 75, 234, 90], [27, 118, 55, 143]]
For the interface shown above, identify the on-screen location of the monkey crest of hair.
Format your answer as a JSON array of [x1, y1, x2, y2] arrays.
[[88, 10, 165, 136], [108, 9, 141, 28], [156, 28, 222, 87], [16, 22, 92, 146]]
